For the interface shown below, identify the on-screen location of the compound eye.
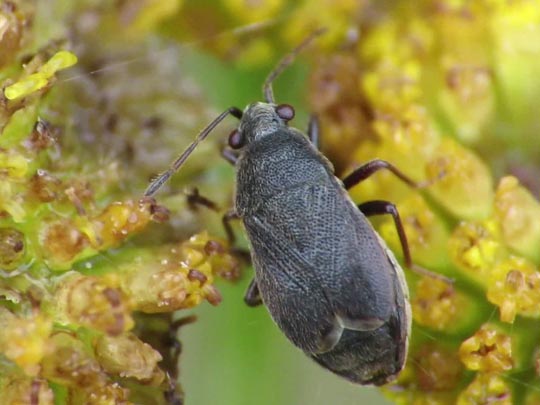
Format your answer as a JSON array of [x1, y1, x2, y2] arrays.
[[228, 129, 244, 149], [275, 104, 295, 121]]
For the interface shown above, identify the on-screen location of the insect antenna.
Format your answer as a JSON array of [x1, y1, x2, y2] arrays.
[[144, 106, 243, 197], [263, 27, 327, 104], [145, 28, 326, 197]]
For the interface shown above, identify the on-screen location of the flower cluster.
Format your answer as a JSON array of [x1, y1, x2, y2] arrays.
[[307, 1, 540, 403], [0, 1, 241, 403]]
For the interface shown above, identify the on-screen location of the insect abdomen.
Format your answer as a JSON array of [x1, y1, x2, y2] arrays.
[[236, 128, 410, 385]]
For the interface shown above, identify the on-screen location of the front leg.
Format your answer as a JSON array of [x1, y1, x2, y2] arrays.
[[220, 209, 250, 265]]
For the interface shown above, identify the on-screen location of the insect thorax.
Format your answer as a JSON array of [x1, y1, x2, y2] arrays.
[[235, 129, 332, 216]]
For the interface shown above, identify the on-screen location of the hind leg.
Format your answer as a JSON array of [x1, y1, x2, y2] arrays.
[[343, 160, 450, 282]]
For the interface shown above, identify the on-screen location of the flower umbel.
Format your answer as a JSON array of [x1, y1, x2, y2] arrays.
[[1, 0, 540, 404]]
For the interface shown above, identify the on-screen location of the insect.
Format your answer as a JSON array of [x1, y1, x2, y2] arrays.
[[145, 30, 437, 385]]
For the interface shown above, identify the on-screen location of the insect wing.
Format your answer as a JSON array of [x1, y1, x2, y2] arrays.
[[245, 211, 335, 354], [242, 182, 398, 353]]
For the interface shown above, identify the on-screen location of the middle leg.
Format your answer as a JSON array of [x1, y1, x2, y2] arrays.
[[222, 210, 261, 306], [342, 159, 428, 190]]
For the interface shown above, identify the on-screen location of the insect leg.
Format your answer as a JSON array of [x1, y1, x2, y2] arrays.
[[196, 152, 257, 303], [222, 209, 240, 245], [185, 191, 250, 268], [186, 188, 219, 211], [307, 114, 320, 149], [221, 209, 251, 263], [342, 159, 428, 190], [244, 278, 263, 307], [358, 200, 451, 282], [223, 210, 260, 305], [221, 148, 238, 165]]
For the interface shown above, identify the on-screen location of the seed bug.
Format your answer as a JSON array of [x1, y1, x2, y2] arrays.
[[144, 30, 440, 385]]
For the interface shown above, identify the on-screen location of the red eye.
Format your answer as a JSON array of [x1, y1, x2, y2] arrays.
[[228, 129, 244, 149], [276, 104, 295, 121]]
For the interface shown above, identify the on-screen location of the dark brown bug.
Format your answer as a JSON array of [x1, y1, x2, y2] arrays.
[[144, 30, 444, 385]]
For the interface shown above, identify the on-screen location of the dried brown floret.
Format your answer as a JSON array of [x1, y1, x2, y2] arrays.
[[459, 324, 513, 373], [51, 273, 134, 335]]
